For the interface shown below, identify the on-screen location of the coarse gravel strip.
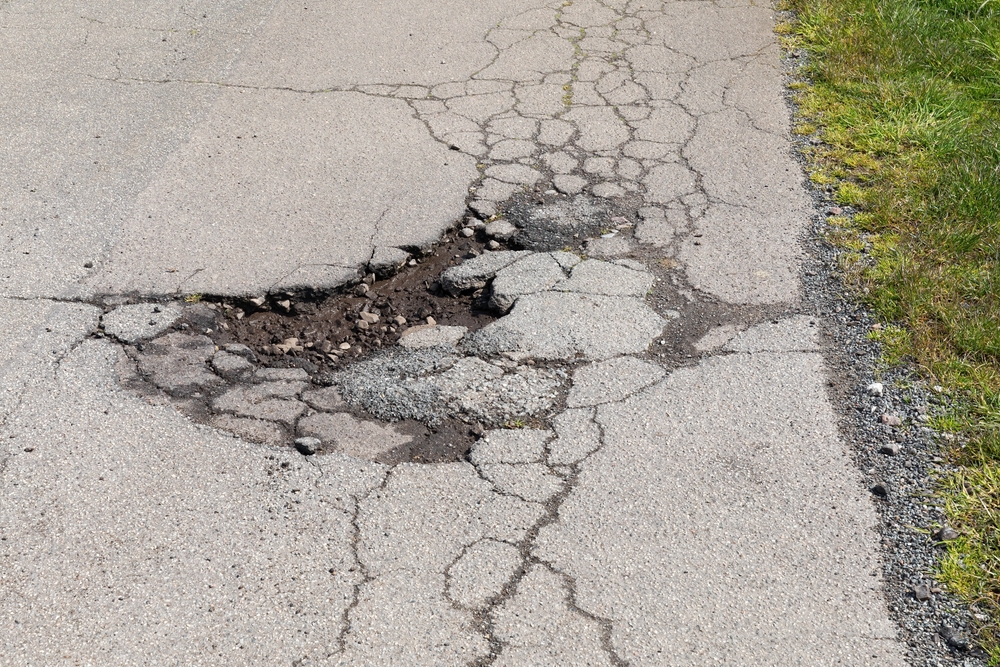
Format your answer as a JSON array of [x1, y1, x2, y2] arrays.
[[779, 29, 990, 663], [795, 207, 991, 665]]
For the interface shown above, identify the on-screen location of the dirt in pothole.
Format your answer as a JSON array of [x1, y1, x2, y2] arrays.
[[180, 230, 505, 374], [381, 418, 480, 465], [123, 190, 727, 464], [178, 191, 645, 373]]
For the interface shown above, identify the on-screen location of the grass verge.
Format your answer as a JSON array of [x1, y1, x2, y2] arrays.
[[778, 0, 1000, 657]]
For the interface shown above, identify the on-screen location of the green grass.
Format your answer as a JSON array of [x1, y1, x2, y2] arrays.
[[781, 0, 1000, 657]]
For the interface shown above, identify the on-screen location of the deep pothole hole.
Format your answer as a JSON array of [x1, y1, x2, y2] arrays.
[[103, 192, 732, 465]]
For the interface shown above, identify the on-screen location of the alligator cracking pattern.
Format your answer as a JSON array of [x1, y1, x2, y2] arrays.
[[2, 0, 899, 665], [95, 0, 800, 305], [103, 0, 797, 663], [328, 399, 647, 665]]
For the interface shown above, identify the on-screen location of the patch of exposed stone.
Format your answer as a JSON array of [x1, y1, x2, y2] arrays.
[[334, 348, 564, 427]]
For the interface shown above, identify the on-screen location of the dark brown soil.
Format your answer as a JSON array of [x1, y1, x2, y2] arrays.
[[181, 230, 504, 373]]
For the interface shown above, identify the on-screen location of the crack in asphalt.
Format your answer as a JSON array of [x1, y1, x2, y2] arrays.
[[88, 0, 782, 241], [0, 0, 910, 663], [460, 408, 630, 666]]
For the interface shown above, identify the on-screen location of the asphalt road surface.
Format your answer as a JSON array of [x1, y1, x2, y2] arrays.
[[0, 1, 904, 665]]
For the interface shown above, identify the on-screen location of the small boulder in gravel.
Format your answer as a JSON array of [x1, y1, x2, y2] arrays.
[[867, 382, 884, 397], [880, 413, 902, 426], [912, 584, 931, 601], [934, 526, 960, 542], [870, 482, 889, 497], [879, 443, 900, 456], [940, 626, 969, 651]]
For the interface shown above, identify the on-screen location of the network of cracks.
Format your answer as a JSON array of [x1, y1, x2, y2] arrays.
[[105, 192, 786, 465], [90, 191, 816, 665], [81, 186, 989, 665], [0, 0, 985, 662]]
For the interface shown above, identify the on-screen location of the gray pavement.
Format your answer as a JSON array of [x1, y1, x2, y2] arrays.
[[0, 0, 906, 665]]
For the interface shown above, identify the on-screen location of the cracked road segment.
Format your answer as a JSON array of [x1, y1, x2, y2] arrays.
[[0, 0, 907, 665]]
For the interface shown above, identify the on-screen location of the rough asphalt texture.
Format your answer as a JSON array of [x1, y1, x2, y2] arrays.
[[0, 0, 918, 665]]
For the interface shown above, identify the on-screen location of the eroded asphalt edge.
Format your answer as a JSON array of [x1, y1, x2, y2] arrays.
[[5, 0, 956, 664]]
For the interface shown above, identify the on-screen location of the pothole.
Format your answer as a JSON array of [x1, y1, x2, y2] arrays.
[[196, 230, 502, 373], [106, 228, 515, 464], [101, 191, 784, 465]]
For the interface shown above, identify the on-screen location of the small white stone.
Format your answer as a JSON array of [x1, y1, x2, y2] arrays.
[[867, 382, 884, 397]]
